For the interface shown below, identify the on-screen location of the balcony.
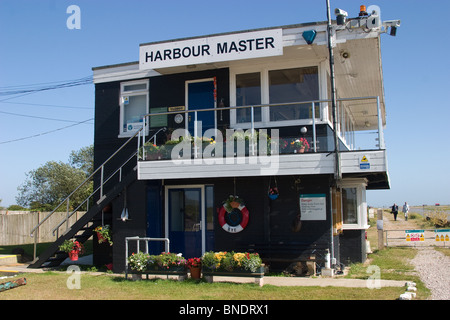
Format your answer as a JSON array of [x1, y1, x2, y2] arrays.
[[136, 97, 389, 187]]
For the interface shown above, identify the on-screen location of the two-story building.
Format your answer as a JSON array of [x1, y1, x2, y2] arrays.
[[29, 5, 398, 274]]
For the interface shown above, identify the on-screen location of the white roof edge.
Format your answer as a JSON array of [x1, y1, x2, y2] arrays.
[[92, 62, 161, 84]]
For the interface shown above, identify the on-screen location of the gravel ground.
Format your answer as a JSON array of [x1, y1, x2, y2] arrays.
[[410, 247, 450, 300], [382, 211, 450, 300]]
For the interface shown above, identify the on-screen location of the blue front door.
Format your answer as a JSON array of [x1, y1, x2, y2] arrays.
[[187, 80, 215, 136], [168, 188, 202, 258]]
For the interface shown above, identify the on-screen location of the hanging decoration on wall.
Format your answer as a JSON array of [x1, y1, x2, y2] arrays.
[[268, 176, 279, 200], [120, 187, 129, 222], [218, 195, 249, 233]]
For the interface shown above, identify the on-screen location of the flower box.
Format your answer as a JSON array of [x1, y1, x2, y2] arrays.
[[201, 266, 265, 286], [125, 265, 188, 281], [202, 265, 265, 277], [201, 251, 265, 286], [126, 252, 187, 281]]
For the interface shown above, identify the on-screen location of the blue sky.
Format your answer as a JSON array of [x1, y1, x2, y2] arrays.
[[0, 0, 449, 208]]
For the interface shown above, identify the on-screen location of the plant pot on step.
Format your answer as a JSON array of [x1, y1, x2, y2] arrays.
[[96, 232, 105, 243], [68, 250, 79, 261]]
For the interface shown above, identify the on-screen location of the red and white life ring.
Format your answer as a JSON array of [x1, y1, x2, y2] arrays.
[[218, 203, 249, 233]]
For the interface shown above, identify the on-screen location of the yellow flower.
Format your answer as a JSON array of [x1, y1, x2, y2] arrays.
[[214, 252, 226, 260], [233, 253, 245, 266]]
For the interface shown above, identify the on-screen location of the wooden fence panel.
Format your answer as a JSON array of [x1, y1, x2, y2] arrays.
[[0, 211, 85, 246]]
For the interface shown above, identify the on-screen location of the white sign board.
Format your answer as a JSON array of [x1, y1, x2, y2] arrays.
[[139, 29, 283, 70], [300, 194, 326, 221], [405, 230, 424, 242], [435, 229, 450, 242], [126, 122, 143, 133]]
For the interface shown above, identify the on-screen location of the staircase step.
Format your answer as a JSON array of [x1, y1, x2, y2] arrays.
[[47, 256, 67, 263]]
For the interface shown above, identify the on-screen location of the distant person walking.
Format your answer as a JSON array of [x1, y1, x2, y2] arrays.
[[391, 203, 399, 221], [403, 202, 410, 221]]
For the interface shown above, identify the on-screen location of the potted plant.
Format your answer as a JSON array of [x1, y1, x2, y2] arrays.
[[192, 137, 216, 158], [268, 187, 279, 200], [94, 225, 113, 246], [230, 131, 256, 156], [291, 137, 310, 153], [148, 252, 186, 271], [159, 138, 187, 160], [279, 139, 290, 154], [59, 239, 84, 261], [143, 142, 160, 160], [186, 257, 202, 279], [127, 252, 150, 272]]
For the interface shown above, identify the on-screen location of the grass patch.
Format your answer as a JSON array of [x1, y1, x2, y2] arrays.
[[345, 247, 430, 299], [435, 247, 450, 257], [0, 272, 405, 300]]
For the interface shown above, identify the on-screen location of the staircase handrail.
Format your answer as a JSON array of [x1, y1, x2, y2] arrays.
[[29, 127, 144, 238], [50, 148, 139, 237]]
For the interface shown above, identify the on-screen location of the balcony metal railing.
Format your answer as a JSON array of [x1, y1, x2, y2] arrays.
[[139, 96, 384, 161]]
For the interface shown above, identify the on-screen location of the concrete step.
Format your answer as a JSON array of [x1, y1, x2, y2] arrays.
[[0, 255, 20, 266]]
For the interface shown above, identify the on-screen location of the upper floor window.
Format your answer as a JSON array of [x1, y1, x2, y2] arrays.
[[119, 80, 149, 137], [269, 66, 319, 121], [231, 64, 320, 127], [236, 72, 261, 123]]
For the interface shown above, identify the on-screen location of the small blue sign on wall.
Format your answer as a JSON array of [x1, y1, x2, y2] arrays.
[[360, 163, 370, 169]]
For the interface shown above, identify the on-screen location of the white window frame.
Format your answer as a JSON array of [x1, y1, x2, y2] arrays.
[[229, 60, 328, 129], [338, 178, 368, 230], [119, 79, 149, 138]]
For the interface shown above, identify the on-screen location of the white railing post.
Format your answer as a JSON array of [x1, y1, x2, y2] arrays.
[[376, 96, 385, 149], [312, 102, 317, 152], [138, 129, 142, 161], [194, 111, 198, 158], [251, 106, 255, 156]]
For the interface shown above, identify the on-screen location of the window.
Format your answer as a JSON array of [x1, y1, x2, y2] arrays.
[[269, 67, 319, 121], [119, 80, 149, 137], [232, 64, 321, 127], [339, 179, 368, 229], [342, 187, 358, 224], [236, 73, 261, 123]]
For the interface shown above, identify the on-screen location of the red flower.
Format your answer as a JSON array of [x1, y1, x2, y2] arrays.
[[187, 257, 201, 268]]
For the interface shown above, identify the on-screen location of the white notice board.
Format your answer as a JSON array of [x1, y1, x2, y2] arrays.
[[300, 194, 326, 221]]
